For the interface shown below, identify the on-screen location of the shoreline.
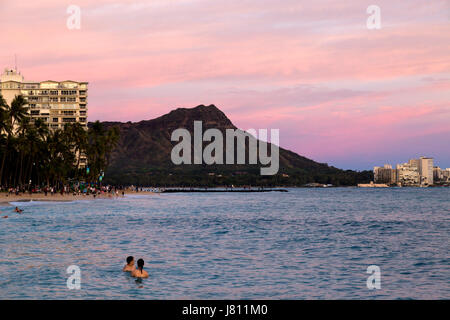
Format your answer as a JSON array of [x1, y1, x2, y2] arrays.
[[0, 191, 156, 206]]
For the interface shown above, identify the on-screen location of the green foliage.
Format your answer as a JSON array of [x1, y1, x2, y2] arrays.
[[104, 166, 373, 187]]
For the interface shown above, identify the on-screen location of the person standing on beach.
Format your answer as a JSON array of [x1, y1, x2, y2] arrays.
[[131, 259, 149, 278], [123, 256, 135, 272]]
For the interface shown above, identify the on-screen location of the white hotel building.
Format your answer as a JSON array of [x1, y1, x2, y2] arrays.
[[0, 68, 88, 130]]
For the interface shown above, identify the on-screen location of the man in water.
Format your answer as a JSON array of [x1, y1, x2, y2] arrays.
[[14, 207, 23, 214], [122, 256, 135, 272], [131, 259, 149, 278]]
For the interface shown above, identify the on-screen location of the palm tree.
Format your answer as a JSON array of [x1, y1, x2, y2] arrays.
[[0, 94, 28, 185], [0, 92, 120, 189], [9, 95, 28, 132], [104, 125, 119, 168], [63, 122, 88, 175], [16, 117, 31, 186], [0, 94, 8, 132], [86, 121, 119, 184]]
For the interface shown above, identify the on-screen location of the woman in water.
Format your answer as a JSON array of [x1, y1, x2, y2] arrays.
[[131, 259, 149, 278]]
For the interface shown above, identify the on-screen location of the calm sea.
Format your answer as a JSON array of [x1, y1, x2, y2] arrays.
[[0, 188, 449, 299]]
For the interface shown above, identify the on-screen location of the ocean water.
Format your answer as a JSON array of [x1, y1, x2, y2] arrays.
[[0, 188, 449, 300]]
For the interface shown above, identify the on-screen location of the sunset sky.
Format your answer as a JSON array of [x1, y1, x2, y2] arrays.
[[0, 0, 449, 170]]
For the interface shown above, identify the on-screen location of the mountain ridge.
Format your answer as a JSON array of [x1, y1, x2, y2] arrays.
[[91, 104, 372, 186]]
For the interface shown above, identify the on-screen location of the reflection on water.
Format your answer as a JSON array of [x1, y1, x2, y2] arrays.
[[0, 188, 449, 299]]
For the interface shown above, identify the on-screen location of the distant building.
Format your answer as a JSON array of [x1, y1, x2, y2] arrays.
[[443, 169, 450, 182], [408, 158, 420, 169], [434, 167, 450, 183], [418, 157, 433, 185], [374, 156, 441, 186], [374, 164, 397, 184], [433, 167, 443, 181], [396, 162, 420, 186]]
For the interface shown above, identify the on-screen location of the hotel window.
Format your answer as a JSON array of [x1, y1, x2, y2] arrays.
[[52, 118, 58, 123], [79, 90, 86, 95], [79, 97, 86, 102], [50, 97, 58, 102], [61, 90, 69, 95], [80, 111, 86, 115], [67, 97, 76, 102], [79, 117, 86, 122], [50, 90, 58, 95], [30, 110, 40, 115], [80, 104, 86, 109], [60, 97, 66, 102], [51, 124, 59, 128], [62, 111, 74, 115], [62, 118, 76, 123]]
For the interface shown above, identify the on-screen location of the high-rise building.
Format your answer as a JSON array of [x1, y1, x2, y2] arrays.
[[433, 167, 442, 181], [0, 68, 88, 131], [0, 68, 88, 167], [418, 156, 433, 185]]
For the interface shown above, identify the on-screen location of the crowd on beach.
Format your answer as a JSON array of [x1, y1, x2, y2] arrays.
[[0, 184, 155, 218], [0, 184, 153, 198]]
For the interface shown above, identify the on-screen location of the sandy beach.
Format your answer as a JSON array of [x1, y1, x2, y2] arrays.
[[0, 191, 157, 205]]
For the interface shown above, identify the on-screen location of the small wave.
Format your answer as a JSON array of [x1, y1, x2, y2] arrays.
[[214, 230, 229, 235], [124, 195, 154, 199]]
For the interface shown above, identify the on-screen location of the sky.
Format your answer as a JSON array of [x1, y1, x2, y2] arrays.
[[0, 0, 449, 170]]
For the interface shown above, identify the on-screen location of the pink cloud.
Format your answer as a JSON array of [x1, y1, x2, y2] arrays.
[[0, 0, 449, 169]]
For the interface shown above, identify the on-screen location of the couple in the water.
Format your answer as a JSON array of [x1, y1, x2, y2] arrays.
[[123, 256, 149, 278]]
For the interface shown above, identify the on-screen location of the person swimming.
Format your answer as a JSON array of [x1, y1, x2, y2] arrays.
[[131, 259, 149, 278], [123, 256, 135, 272], [14, 207, 23, 214]]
